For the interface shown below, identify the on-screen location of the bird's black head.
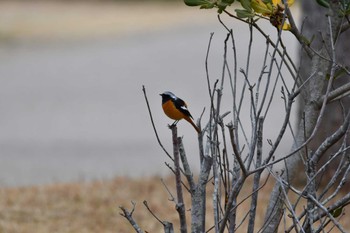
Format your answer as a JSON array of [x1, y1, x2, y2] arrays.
[[160, 91, 177, 104]]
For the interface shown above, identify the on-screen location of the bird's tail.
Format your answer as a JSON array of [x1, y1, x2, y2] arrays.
[[184, 116, 201, 134]]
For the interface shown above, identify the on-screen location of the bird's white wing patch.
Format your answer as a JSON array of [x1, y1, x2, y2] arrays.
[[180, 105, 189, 111]]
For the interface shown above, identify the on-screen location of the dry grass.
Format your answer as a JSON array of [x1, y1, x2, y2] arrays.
[[0, 176, 348, 233]]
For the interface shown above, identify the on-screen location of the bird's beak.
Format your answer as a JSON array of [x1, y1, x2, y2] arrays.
[[159, 94, 162, 96]]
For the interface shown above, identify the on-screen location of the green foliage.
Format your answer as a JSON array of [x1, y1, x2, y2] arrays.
[[315, 0, 330, 8], [234, 0, 255, 18], [184, 0, 213, 7], [217, 0, 235, 13], [331, 206, 344, 218], [183, 0, 236, 13], [235, 9, 255, 18], [340, 0, 350, 15], [315, 0, 350, 16], [262, 0, 273, 3], [239, 0, 252, 11]]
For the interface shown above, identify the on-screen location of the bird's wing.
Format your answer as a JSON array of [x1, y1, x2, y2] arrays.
[[174, 98, 193, 119]]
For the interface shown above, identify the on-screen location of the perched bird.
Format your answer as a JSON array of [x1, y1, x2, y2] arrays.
[[160, 91, 200, 133]]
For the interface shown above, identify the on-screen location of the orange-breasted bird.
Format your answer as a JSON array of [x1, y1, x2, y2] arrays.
[[160, 91, 200, 133]]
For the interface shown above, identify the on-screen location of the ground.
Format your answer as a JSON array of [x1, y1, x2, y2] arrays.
[[1, 176, 349, 232]]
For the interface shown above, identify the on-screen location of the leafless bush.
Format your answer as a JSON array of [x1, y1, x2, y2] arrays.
[[121, 1, 350, 232]]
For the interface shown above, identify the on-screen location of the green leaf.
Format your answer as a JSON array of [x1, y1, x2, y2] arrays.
[[184, 0, 211, 7], [240, 0, 252, 11], [235, 9, 255, 18], [216, 0, 235, 12], [222, 0, 235, 4], [315, 0, 330, 8], [215, 0, 235, 13], [331, 206, 344, 218], [217, 1, 230, 8], [263, 0, 272, 4], [200, 2, 216, 9]]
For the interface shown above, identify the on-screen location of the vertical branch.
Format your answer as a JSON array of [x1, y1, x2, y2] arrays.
[[237, 22, 253, 116], [192, 34, 217, 230], [212, 151, 220, 233], [198, 118, 205, 163], [219, 177, 245, 233], [247, 117, 264, 233], [219, 123, 248, 233], [163, 222, 175, 233], [219, 112, 231, 200], [170, 125, 187, 233], [191, 154, 213, 232], [304, 157, 317, 232], [178, 137, 195, 192], [205, 32, 215, 103], [263, 2, 344, 231], [228, 29, 240, 148], [227, 123, 247, 177], [255, 39, 270, 117]]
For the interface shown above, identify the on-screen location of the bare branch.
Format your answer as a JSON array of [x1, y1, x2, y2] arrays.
[[318, 81, 350, 104], [191, 154, 213, 233], [178, 137, 195, 192], [143, 201, 175, 233], [170, 125, 188, 233], [310, 110, 350, 164], [307, 194, 347, 233], [143, 200, 167, 226], [120, 202, 144, 233], [142, 85, 172, 161], [227, 123, 247, 177], [160, 178, 176, 202], [284, 0, 313, 57], [247, 117, 264, 233]]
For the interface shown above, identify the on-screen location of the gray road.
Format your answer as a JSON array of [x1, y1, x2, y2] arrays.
[[0, 17, 299, 186]]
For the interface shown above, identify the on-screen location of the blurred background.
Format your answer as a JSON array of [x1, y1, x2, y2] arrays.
[[0, 0, 299, 187]]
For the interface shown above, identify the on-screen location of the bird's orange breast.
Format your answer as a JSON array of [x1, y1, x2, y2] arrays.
[[162, 100, 185, 120]]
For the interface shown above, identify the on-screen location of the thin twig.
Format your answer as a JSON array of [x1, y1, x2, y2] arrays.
[[143, 200, 165, 226], [142, 85, 172, 161], [160, 178, 176, 202]]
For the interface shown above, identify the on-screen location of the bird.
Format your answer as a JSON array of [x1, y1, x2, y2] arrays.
[[160, 91, 200, 133]]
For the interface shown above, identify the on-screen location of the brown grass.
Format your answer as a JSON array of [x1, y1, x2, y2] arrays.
[[0, 176, 348, 232]]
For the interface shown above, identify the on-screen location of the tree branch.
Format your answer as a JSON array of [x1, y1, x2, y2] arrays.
[[178, 137, 195, 192], [170, 125, 187, 233], [120, 202, 144, 233], [142, 85, 172, 161]]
